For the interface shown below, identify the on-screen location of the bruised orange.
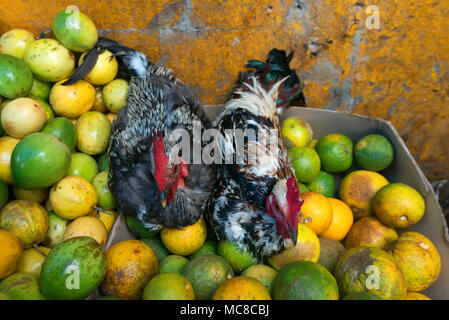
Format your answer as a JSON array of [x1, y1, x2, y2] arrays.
[[339, 170, 389, 219], [345, 216, 398, 250], [100, 240, 159, 300], [390, 232, 441, 292]]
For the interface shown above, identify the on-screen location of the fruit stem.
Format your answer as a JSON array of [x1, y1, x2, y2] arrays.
[[92, 205, 113, 215]]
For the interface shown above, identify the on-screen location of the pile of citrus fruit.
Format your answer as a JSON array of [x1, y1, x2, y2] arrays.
[[278, 115, 441, 300], [0, 8, 443, 301]]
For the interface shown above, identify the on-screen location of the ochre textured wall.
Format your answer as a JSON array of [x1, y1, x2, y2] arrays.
[[1, 0, 448, 180]]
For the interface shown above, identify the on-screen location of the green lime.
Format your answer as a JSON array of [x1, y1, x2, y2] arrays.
[[141, 236, 170, 261], [355, 134, 394, 171], [182, 254, 234, 300], [272, 261, 339, 300], [306, 171, 335, 197], [0, 273, 45, 300], [41, 117, 77, 151], [288, 147, 321, 183], [190, 240, 218, 260], [316, 133, 353, 173], [159, 255, 190, 274], [297, 183, 310, 194], [29, 78, 51, 101], [91, 171, 116, 209], [11, 132, 71, 189], [0, 54, 33, 99], [217, 240, 258, 274], [97, 152, 109, 171], [281, 116, 313, 148], [40, 237, 107, 300], [143, 273, 194, 300], [67, 153, 99, 182], [52, 9, 98, 52], [126, 216, 159, 238]]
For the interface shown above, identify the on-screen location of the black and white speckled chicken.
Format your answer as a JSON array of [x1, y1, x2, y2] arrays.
[[205, 75, 304, 260], [66, 37, 215, 231]]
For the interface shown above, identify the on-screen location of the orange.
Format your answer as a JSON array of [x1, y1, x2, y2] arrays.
[[0, 229, 23, 279], [100, 240, 158, 300], [372, 183, 425, 229], [390, 232, 441, 291], [49, 79, 95, 118], [161, 219, 207, 256], [268, 222, 320, 270], [63, 216, 108, 247], [321, 198, 353, 241], [339, 170, 389, 219], [345, 216, 398, 250], [213, 276, 271, 300], [80, 49, 118, 85], [299, 192, 333, 235]]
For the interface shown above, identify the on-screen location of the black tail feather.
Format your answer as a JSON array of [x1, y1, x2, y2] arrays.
[[62, 46, 104, 86], [232, 49, 306, 108], [63, 37, 149, 86]]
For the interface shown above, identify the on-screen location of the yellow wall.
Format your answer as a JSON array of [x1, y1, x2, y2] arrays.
[[1, 0, 448, 180]]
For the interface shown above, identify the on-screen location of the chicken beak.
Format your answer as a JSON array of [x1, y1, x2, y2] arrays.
[[160, 192, 167, 208], [289, 229, 298, 247]]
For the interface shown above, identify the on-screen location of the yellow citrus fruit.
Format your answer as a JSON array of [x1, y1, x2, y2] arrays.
[[213, 276, 271, 300], [90, 209, 117, 233], [339, 170, 389, 219], [281, 116, 313, 148], [92, 87, 107, 113], [63, 216, 108, 247], [0, 200, 49, 248], [345, 216, 398, 250], [0, 29, 35, 58], [335, 246, 407, 300], [80, 49, 118, 85], [0, 136, 21, 184], [100, 240, 159, 300], [0, 229, 23, 279], [16, 246, 51, 278], [161, 218, 207, 256], [268, 223, 320, 271], [50, 79, 96, 118], [49, 176, 98, 220], [299, 192, 333, 235], [321, 198, 353, 241], [372, 183, 425, 229], [390, 232, 441, 291], [102, 79, 130, 113], [76, 111, 111, 155], [404, 292, 431, 300], [1, 98, 47, 138]]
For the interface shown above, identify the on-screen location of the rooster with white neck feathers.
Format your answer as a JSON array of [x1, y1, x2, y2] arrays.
[[205, 50, 306, 260]]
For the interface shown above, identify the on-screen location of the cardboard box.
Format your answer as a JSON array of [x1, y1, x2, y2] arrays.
[[106, 106, 449, 300]]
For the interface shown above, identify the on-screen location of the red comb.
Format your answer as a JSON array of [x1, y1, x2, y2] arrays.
[[153, 132, 168, 191], [286, 177, 303, 228]]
